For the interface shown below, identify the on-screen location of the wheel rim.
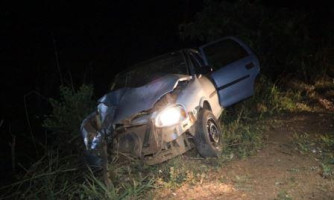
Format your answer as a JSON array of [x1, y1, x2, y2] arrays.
[[207, 118, 220, 146]]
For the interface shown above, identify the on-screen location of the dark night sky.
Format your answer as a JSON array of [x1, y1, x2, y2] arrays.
[[1, 0, 204, 124], [1, 0, 195, 88]]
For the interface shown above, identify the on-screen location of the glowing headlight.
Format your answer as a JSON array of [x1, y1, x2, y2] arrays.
[[155, 105, 187, 127]]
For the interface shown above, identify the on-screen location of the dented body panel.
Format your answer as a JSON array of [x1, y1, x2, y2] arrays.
[[80, 37, 260, 166], [98, 74, 192, 125]]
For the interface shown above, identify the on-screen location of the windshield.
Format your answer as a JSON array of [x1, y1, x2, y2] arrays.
[[112, 51, 188, 90]]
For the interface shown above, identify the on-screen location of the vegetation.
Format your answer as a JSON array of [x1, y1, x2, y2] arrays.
[[1, 0, 333, 199], [43, 85, 96, 153]]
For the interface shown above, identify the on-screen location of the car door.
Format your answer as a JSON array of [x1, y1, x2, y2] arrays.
[[199, 36, 260, 107]]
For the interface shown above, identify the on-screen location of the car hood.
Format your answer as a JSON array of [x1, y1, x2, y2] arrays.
[[98, 74, 191, 124]]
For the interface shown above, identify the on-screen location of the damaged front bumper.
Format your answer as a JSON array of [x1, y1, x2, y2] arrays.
[[81, 109, 196, 166], [80, 111, 111, 169]]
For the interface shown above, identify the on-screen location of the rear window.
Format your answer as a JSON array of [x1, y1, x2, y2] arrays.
[[202, 39, 248, 69]]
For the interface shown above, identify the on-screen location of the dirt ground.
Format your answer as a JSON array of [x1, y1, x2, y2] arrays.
[[153, 111, 334, 200]]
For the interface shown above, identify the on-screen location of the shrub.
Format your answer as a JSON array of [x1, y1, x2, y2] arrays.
[[43, 84, 96, 153]]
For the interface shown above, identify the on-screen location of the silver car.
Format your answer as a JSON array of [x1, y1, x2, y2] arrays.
[[81, 36, 260, 167]]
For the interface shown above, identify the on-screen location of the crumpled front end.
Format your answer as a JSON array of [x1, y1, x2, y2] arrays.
[[80, 110, 114, 169], [112, 104, 195, 165], [81, 106, 195, 166], [80, 112, 103, 168], [80, 74, 195, 165], [141, 111, 194, 165]]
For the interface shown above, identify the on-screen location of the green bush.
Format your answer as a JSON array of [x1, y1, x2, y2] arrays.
[[252, 75, 302, 114], [43, 84, 96, 153]]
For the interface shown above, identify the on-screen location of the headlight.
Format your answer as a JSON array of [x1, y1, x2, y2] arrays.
[[155, 105, 187, 127]]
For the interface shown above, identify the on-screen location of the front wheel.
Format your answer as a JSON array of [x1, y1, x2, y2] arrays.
[[194, 109, 223, 157]]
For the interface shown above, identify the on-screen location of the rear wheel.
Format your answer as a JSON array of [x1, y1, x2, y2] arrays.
[[194, 109, 223, 157]]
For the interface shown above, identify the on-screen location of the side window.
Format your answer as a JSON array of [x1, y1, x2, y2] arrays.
[[201, 39, 249, 70], [189, 52, 209, 74], [192, 52, 205, 66], [189, 54, 201, 74]]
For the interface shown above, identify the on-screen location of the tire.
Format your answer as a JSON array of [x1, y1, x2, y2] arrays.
[[194, 109, 223, 157]]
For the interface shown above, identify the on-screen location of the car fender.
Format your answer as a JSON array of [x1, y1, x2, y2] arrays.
[[199, 97, 210, 111], [197, 76, 223, 119]]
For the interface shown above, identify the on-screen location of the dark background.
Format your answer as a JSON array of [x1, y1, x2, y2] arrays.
[[1, 0, 203, 184], [1, 0, 332, 121], [1, 0, 200, 120], [0, 0, 333, 184]]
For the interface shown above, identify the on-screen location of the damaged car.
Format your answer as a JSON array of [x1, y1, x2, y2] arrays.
[[81, 36, 260, 167]]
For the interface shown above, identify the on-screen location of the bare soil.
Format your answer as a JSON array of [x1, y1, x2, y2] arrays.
[[153, 111, 334, 200]]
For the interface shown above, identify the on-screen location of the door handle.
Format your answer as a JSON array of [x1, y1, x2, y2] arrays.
[[245, 62, 255, 70]]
